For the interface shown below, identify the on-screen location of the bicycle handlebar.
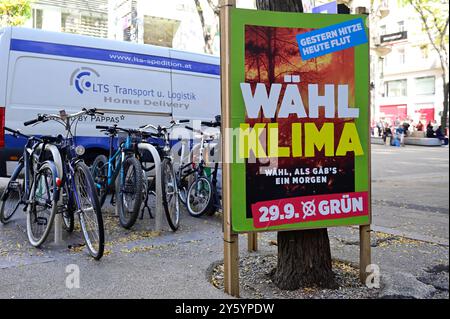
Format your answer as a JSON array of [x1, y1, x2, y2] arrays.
[[185, 126, 203, 135], [201, 115, 221, 128], [139, 119, 190, 132], [201, 121, 220, 127], [24, 116, 44, 127], [5, 126, 29, 138], [96, 125, 144, 136], [24, 108, 103, 126], [95, 125, 111, 130], [5, 126, 43, 143], [185, 125, 218, 140]]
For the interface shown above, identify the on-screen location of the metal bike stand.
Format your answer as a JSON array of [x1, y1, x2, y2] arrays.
[[35, 143, 65, 245], [137, 143, 163, 231], [96, 108, 173, 232], [54, 206, 63, 245]]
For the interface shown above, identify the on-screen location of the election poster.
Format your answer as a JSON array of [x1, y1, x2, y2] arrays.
[[229, 9, 370, 232]]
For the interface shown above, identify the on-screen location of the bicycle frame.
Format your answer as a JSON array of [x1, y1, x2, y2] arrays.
[[27, 109, 103, 213], [185, 127, 221, 211], [98, 133, 135, 189], [5, 134, 58, 210]]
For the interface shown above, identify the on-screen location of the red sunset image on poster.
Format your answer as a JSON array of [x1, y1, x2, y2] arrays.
[[243, 25, 357, 218]]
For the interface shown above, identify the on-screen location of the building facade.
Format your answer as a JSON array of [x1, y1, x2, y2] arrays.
[[22, 0, 448, 126], [25, 0, 109, 38], [373, 1, 445, 126], [107, 0, 255, 55], [108, 0, 209, 53], [361, 0, 446, 126]]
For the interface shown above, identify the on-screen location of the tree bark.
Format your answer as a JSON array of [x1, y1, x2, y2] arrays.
[[255, 0, 304, 12], [272, 230, 337, 289], [255, 0, 337, 290], [194, 0, 214, 54]]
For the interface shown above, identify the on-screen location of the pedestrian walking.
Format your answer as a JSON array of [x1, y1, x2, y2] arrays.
[[382, 123, 393, 146]]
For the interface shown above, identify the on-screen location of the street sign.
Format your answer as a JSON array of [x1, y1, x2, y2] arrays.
[[229, 9, 371, 233], [380, 31, 407, 43]]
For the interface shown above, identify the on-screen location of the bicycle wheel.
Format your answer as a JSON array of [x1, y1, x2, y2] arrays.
[[176, 170, 189, 206], [90, 154, 108, 207], [26, 162, 58, 247], [186, 176, 213, 217], [74, 161, 104, 260], [178, 185, 187, 206], [116, 156, 143, 229], [0, 162, 24, 224], [161, 158, 180, 231], [61, 183, 74, 233]]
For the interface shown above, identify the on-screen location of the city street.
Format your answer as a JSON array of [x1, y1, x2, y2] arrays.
[[0, 144, 448, 299], [371, 144, 448, 244]]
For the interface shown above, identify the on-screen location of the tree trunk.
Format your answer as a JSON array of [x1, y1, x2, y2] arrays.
[[256, 0, 304, 12], [255, 0, 337, 290], [272, 230, 337, 289], [441, 79, 449, 135], [194, 0, 214, 54]]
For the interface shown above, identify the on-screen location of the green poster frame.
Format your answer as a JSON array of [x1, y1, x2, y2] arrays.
[[229, 8, 371, 233]]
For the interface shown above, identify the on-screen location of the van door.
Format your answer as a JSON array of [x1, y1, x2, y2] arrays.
[[168, 50, 220, 122]]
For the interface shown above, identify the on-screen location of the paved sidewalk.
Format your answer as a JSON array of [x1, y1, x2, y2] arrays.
[[0, 145, 448, 298]]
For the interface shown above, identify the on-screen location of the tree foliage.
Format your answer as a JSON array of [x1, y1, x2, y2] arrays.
[[0, 0, 33, 27]]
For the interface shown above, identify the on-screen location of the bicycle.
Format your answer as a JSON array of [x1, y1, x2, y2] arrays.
[[0, 128, 44, 225], [199, 116, 222, 215], [15, 108, 105, 259], [0, 125, 78, 237], [91, 125, 144, 229], [138, 120, 188, 231], [182, 116, 221, 217]]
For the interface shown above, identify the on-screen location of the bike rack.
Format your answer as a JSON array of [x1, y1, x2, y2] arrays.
[[97, 108, 172, 232], [137, 143, 163, 231], [35, 143, 64, 245]]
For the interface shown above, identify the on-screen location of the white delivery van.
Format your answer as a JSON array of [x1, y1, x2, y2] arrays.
[[0, 27, 220, 176]]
